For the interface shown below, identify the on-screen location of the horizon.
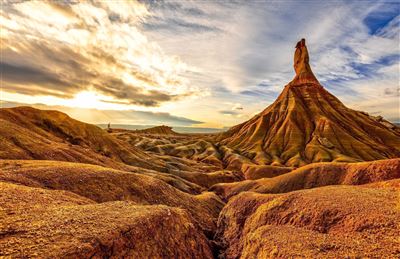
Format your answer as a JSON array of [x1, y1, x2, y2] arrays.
[[1, 0, 399, 127], [97, 123, 228, 133]]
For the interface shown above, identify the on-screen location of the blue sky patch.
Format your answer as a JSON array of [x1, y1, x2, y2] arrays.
[[363, 4, 399, 35]]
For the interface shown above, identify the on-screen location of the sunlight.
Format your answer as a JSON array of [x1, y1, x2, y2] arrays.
[[69, 91, 104, 109], [1, 90, 128, 111]]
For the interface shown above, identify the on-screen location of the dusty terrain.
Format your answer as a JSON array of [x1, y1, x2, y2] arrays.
[[1, 39, 399, 258], [210, 158, 400, 199], [0, 182, 213, 258], [216, 182, 400, 258]]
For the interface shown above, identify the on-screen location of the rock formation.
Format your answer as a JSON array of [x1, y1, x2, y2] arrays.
[[133, 125, 179, 135], [0, 106, 166, 171], [218, 39, 400, 167], [210, 158, 400, 199], [0, 182, 214, 258], [1, 38, 399, 258], [216, 182, 400, 258], [291, 38, 319, 86]]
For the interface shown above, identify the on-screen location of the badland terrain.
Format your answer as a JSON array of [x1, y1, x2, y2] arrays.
[[1, 39, 399, 258]]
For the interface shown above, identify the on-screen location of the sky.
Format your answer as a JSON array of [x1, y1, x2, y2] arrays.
[[1, 0, 399, 129]]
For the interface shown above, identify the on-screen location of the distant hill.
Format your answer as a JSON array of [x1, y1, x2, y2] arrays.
[[98, 124, 226, 133], [127, 125, 179, 135], [0, 106, 166, 171]]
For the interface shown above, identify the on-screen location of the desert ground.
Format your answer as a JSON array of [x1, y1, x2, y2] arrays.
[[1, 39, 399, 258]]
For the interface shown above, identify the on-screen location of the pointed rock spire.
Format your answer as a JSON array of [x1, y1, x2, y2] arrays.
[[290, 38, 320, 86], [218, 38, 400, 168]]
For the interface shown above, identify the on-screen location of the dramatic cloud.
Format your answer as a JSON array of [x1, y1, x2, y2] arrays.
[[0, 0, 198, 108], [139, 0, 399, 124], [1, 0, 398, 126], [0, 100, 202, 126]]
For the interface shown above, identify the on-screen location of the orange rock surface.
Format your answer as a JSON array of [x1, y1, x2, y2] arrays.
[[216, 182, 400, 258], [0, 182, 213, 258], [211, 158, 400, 199], [1, 38, 399, 258], [218, 39, 400, 167]]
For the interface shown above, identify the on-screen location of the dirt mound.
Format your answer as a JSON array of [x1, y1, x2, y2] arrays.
[[0, 106, 166, 171], [211, 158, 400, 199], [0, 182, 213, 258], [216, 183, 400, 258], [133, 125, 179, 135], [164, 169, 243, 189], [146, 139, 223, 167], [114, 130, 224, 170], [217, 39, 400, 167], [0, 160, 224, 236], [241, 163, 293, 180]]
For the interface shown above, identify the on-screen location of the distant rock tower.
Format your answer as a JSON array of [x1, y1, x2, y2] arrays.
[[290, 38, 320, 86], [217, 38, 400, 167]]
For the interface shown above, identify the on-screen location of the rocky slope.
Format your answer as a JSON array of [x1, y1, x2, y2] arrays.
[[0, 160, 224, 237], [211, 158, 400, 199], [0, 182, 214, 258], [216, 182, 400, 258], [131, 125, 180, 135], [1, 38, 400, 258], [0, 106, 166, 171], [217, 39, 400, 167]]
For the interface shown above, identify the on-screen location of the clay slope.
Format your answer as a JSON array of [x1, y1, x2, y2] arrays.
[[112, 130, 244, 188], [218, 39, 400, 167], [0, 160, 224, 236], [0, 182, 213, 258], [133, 125, 179, 135], [114, 130, 224, 169], [0, 106, 241, 190], [0, 106, 167, 171], [216, 182, 400, 258], [211, 158, 400, 199]]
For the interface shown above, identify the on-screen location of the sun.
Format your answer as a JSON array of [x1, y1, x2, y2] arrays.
[[68, 91, 105, 109]]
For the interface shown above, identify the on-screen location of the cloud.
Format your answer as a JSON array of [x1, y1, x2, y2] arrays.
[[0, 0, 197, 107], [1, 0, 399, 125], [140, 1, 222, 33], [0, 101, 203, 126], [219, 110, 239, 115], [384, 87, 399, 97], [1, 62, 77, 94], [139, 0, 399, 123], [232, 103, 243, 110], [143, 17, 222, 34], [240, 89, 278, 99], [93, 77, 177, 107]]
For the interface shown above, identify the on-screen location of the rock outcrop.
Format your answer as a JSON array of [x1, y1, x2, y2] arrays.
[[0, 160, 224, 237], [291, 38, 320, 86], [0, 106, 166, 171], [217, 39, 400, 167], [216, 182, 400, 258], [133, 125, 179, 135], [0, 182, 214, 258], [210, 158, 400, 199]]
